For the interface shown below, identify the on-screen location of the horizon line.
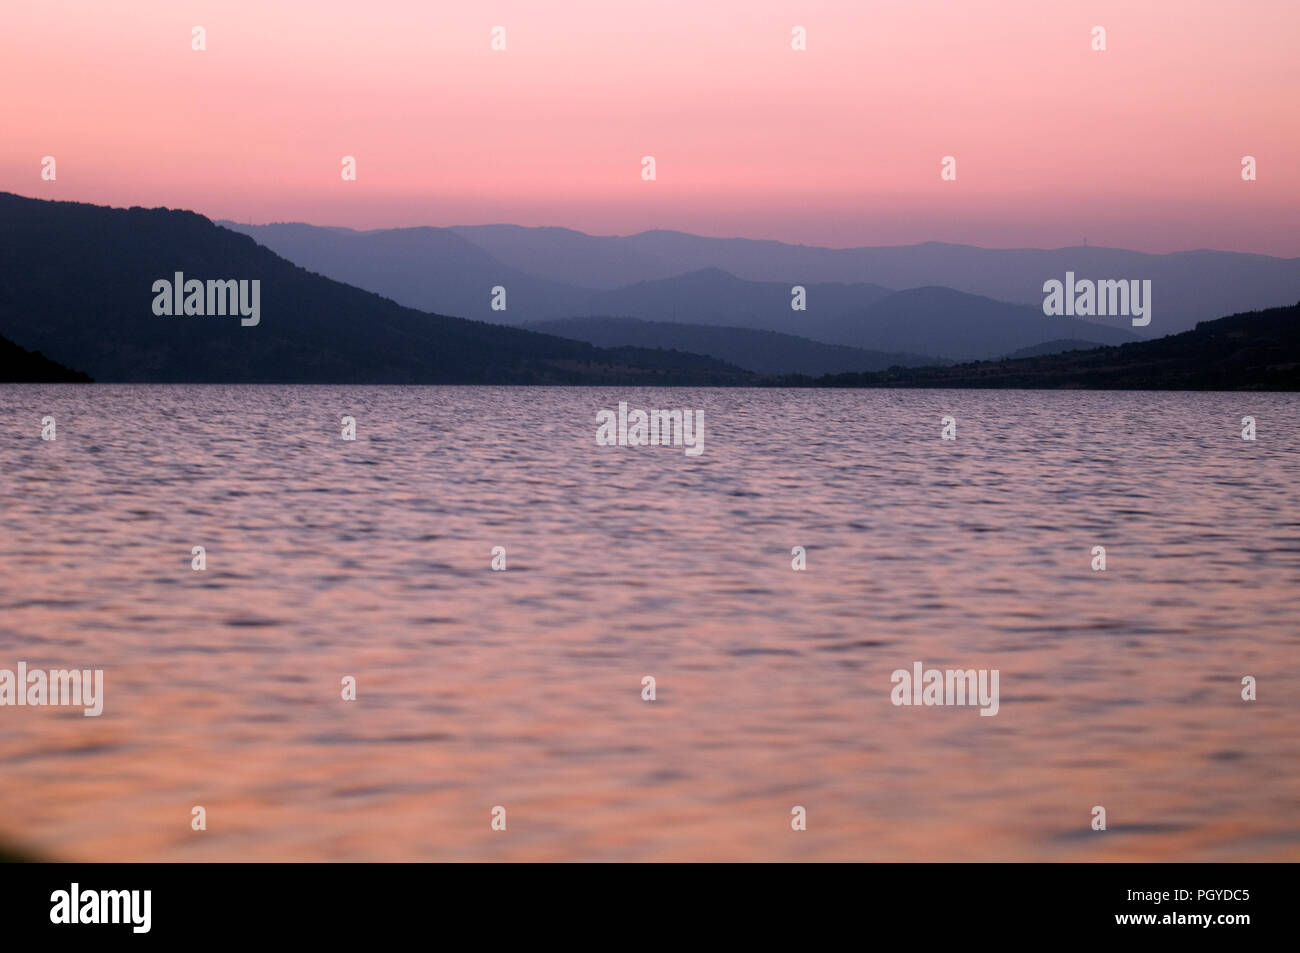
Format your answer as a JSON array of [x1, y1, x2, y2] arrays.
[[6, 190, 1299, 261]]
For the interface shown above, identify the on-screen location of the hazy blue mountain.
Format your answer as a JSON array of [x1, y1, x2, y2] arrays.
[[207, 219, 1143, 361], [573, 269, 893, 333], [450, 225, 1300, 336], [527, 316, 939, 376], [0, 193, 749, 385], [769, 302, 1300, 390], [218, 221, 591, 324], [575, 274, 1139, 360], [449, 224, 670, 289], [220, 223, 897, 331], [806, 286, 1141, 361]]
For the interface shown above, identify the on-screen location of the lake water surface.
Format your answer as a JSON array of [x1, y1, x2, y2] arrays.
[[1, 385, 1298, 860]]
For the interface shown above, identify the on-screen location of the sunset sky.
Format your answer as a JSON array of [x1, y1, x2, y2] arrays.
[[2, 0, 1297, 254]]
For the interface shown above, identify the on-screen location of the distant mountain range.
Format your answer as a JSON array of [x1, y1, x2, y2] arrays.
[[801, 285, 1138, 360], [223, 220, 1143, 359], [533, 269, 1132, 363], [2, 192, 1296, 389], [447, 224, 1300, 337], [0, 193, 746, 385], [768, 302, 1300, 390], [564, 268, 894, 334]]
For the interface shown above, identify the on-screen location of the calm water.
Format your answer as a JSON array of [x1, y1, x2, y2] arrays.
[[1, 385, 1298, 861]]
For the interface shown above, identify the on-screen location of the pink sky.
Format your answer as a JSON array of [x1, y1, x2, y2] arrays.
[[2, 0, 1297, 254]]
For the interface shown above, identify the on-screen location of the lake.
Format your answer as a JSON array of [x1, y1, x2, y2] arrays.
[[1, 385, 1297, 860]]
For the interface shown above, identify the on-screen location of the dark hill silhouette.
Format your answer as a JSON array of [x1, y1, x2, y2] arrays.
[[1002, 339, 1113, 359], [0, 193, 748, 384], [0, 332, 91, 382], [768, 302, 1300, 390]]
